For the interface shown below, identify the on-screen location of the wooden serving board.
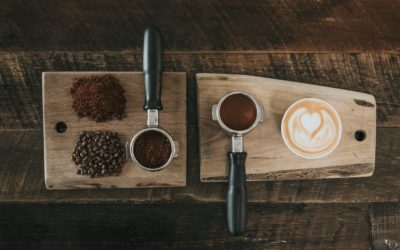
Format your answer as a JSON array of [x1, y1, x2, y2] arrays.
[[43, 72, 186, 189], [197, 73, 376, 182]]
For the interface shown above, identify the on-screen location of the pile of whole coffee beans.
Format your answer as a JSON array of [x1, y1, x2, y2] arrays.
[[72, 131, 126, 178]]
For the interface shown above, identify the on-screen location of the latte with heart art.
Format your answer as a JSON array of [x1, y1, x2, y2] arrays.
[[281, 98, 342, 159]]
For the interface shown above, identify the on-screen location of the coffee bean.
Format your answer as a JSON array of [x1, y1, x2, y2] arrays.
[[72, 130, 125, 178]]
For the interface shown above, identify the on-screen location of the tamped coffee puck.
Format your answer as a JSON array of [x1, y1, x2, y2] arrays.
[[219, 94, 257, 131]]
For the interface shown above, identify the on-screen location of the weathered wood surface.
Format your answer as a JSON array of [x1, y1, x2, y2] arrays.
[[198, 73, 376, 181], [0, 0, 399, 52], [371, 203, 400, 250], [0, 52, 399, 202], [0, 203, 371, 249], [0, 127, 398, 203], [1, 52, 399, 130], [43, 72, 186, 189]]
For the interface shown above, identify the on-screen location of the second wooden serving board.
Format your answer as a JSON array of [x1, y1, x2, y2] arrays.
[[43, 72, 186, 189], [197, 73, 376, 182]]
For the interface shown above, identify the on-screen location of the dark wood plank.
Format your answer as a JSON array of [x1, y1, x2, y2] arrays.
[[371, 203, 400, 250], [0, 52, 399, 129], [0, 127, 398, 203], [0, 0, 399, 52], [0, 203, 371, 249]]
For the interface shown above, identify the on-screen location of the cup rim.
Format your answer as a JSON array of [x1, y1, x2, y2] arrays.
[[281, 97, 343, 159]]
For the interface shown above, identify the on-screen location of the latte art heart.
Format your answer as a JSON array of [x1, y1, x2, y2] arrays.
[[281, 98, 342, 159], [300, 112, 321, 134]]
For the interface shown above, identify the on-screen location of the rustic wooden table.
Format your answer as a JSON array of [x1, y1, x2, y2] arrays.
[[1, 0, 399, 249]]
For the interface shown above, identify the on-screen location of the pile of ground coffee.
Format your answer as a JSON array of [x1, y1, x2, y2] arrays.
[[71, 74, 126, 122], [133, 130, 172, 169], [72, 131, 126, 178]]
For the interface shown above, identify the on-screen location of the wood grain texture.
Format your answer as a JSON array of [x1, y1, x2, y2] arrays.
[[43, 72, 186, 189], [0, 203, 371, 249], [0, 52, 399, 202], [0, 52, 399, 130], [371, 203, 400, 250], [0, 0, 399, 52], [0, 128, 398, 203], [198, 73, 376, 181]]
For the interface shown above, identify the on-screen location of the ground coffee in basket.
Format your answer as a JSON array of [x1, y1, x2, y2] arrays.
[[133, 130, 172, 169], [71, 74, 126, 122], [220, 93, 257, 131]]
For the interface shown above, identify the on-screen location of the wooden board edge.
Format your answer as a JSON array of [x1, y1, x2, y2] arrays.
[[42, 71, 187, 75], [200, 163, 375, 182], [42, 72, 50, 190], [196, 73, 377, 182], [45, 182, 187, 190], [196, 73, 377, 103], [43, 71, 188, 190]]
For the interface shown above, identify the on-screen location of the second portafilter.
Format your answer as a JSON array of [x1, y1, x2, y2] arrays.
[[212, 91, 264, 235]]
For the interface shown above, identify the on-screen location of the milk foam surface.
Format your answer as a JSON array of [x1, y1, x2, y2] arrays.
[[282, 98, 342, 158]]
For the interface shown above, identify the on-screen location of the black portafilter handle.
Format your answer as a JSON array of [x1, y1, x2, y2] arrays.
[[227, 152, 247, 235], [143, 27, 163, 111]]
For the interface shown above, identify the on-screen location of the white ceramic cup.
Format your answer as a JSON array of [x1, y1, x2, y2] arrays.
[[281, 98, 342, 159]]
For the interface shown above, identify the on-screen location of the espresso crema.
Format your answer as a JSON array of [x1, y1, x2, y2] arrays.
[[281, 98, 342, 159]]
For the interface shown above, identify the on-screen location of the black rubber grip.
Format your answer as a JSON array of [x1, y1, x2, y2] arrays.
[[227, 152, 247, 235], [143, 27, 163, 111]]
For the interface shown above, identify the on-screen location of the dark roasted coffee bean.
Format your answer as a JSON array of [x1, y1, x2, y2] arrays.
[[72, 130, 125, 178]]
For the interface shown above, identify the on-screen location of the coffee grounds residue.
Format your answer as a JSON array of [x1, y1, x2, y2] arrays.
[[220, 94, 257, 131], [134, 130, 172, 169], [71, 74, 126, 122]]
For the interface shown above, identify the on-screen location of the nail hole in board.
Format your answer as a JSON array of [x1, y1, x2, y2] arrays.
[[354, 130, 366, 141], [55, 122, 67, 133]]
